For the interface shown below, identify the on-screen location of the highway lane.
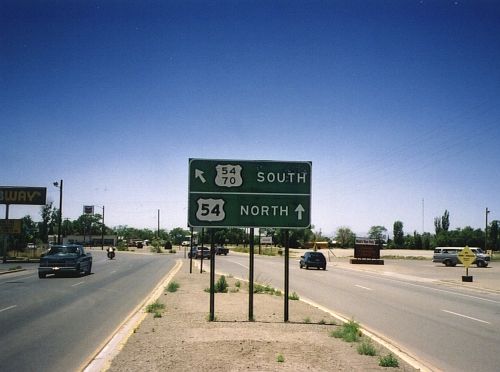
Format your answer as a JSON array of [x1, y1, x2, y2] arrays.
[[0, 250, 176, 372], [212, 253, 500, 372]]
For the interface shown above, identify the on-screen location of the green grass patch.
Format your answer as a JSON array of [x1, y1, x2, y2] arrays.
[[146, 301, 165, 314], [8, 265, 22, 271], [357, 340, 377, 356], [235, 280, 241, 288], [276, 354, 285, 363], [288, 291, 300, 300], [330, 320, 361, 342], [379, 353, 399, 367], [166, 281, 180, 292]]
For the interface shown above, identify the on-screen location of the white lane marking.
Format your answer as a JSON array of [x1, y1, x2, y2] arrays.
[[337, 267, 500, 304], [110, 271, 117, 274], [355, 284, 373, 291], [231, 261, 249, 270], [441, 309, 490, 324], [72, 281, 85, 287], [0, 305, 17, 313]]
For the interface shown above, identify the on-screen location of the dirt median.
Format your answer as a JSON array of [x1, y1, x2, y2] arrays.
[[107, 260, 418, 372]]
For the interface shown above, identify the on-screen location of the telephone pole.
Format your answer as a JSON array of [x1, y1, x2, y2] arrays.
[[485, 207, 490, 251]]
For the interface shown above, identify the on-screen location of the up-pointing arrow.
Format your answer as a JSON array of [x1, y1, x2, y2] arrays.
[[195, 169, 206, 183], [294, 204, 305, 220]]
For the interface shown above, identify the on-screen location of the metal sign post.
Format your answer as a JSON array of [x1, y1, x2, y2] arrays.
[[284, 230, 289, 322], [209, 230, 215, 321], [249, 228, 254, 321]]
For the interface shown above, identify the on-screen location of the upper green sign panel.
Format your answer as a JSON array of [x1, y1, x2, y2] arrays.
[[188, 159, 311, 228]]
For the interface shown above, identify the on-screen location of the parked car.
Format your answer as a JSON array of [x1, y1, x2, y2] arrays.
[[215, 246, 229, 255], [432, 247, 490, 267], [299, 251, 326, 270], [38, 244, 92, 278]]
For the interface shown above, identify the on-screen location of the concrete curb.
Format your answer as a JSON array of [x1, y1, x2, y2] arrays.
[[82, 259, 183, 372], [0, 268, 26, 275]]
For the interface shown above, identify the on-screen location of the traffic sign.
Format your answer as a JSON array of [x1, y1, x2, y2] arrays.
[[0, 219, 22, 234], [457, 246, 475, 268], [188, 159, 311, 228]]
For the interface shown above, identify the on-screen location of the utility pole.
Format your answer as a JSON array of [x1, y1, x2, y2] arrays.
[[157, 209, 160, 238], [485, 208, 490, 251], [101, 205, 105, 250], [53, 180, 63, 244]]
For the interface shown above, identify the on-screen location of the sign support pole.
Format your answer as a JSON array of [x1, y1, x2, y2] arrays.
[[209, 229, 215, 321], [200, 228, 204, 274], [189, 227, 193, 273], [249, 228, 254, 321], [2, 204, 9, 264], [284, 229, 289, 322]]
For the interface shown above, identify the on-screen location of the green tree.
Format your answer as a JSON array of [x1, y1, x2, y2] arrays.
[[490, 220, 499, 250], [368, 226, 387, 245], [38, 202, 56, 243], [168, 227, 191, 245], [441, 210, 450, 232], [392, 221, 404, 248], [335, 227, 355, 248]]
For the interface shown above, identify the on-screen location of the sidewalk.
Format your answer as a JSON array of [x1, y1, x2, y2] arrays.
[[105, 260, 420, 372]]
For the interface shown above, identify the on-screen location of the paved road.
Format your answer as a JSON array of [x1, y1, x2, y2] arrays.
[[0, 250, 176, 372], [211, 253, 500, 372]]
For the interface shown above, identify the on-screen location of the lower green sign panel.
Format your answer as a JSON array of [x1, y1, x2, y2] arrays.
[[188, 193, 310, 228]]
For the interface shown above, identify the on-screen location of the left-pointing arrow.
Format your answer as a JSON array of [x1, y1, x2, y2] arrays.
[[195, 169, 206, 183], [294, 204, 305, 220]]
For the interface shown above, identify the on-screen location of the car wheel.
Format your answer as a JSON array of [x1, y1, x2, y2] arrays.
[[444, 260, 452, 267], [38, 272, 46, 279], [305, 265, 309, 270], [85, 263, 92, 275], [322, 266, 326, 270], [477, 261, 485, 268]]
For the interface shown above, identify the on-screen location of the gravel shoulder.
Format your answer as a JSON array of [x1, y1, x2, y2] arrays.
[[107, 260, 417, 372]]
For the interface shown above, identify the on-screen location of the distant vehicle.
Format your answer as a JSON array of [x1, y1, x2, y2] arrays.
[[299, 251, 326, 270], [215, 246, 229, 255], [27, 243, 36, 249], [38, 245, 92, 278], [433, 247, 490, 267], [181, 241, 190, 246], [188, 246, 211, 259]]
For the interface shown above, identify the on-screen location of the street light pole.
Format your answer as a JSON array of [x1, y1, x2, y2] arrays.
[[101, 205, 105, 250], [95, 205, 105, 250], [53, 180, 63, 244]]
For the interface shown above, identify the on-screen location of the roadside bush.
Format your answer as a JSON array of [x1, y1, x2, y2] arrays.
[[288, 291, 300, 300], [379, 353, 399, 367], [330, 320, 361, 342], [214, 275, 228, 293], [166, 281, 180, 293], [357, 340, 377, 356], [146, 301, 165, 318]]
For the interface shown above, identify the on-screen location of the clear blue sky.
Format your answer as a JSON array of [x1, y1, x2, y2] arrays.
[[2, 1, 499, 237]]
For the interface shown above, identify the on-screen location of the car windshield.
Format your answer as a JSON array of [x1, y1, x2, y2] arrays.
[[47, 246, 79, 255]]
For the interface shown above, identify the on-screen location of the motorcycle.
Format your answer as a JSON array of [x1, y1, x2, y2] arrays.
[[107, 248, 116, 259]]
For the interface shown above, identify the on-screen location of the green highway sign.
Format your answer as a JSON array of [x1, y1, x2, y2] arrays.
[[188, 159, 311, 228]]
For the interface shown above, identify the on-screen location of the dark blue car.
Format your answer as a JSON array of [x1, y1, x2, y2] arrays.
[[39, 245, 92, 278], [299, 251, 326, 270]]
